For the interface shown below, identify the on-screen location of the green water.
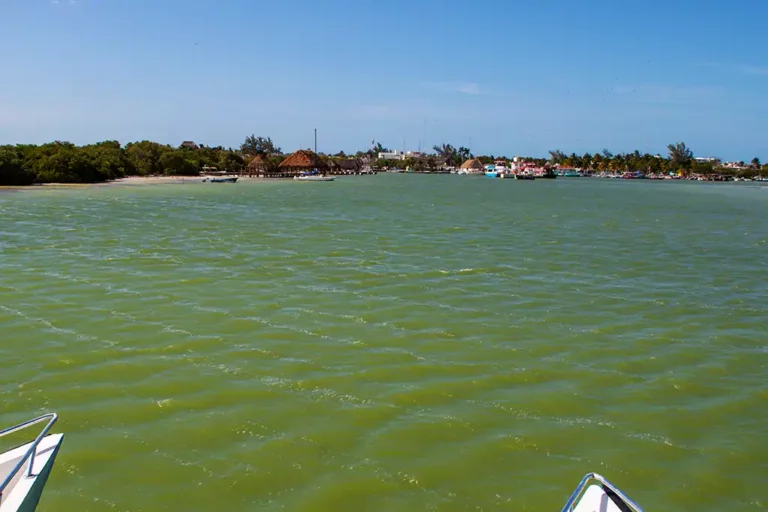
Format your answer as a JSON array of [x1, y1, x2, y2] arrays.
[[1, 175, 767, 511]]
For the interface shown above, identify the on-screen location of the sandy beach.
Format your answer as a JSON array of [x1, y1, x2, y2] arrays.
[[113, 176, 207, 185], [0, 176, 254, 190]]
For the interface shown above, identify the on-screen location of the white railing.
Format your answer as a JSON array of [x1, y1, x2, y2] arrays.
[[561, 472, 644, 512], [0, 413, 59, 499]]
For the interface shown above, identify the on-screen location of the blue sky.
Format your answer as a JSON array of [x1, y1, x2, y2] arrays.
[[1, 0, 766, 160]]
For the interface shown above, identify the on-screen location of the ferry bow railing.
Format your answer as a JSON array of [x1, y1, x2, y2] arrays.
[[0, 413, 59, 498], [561, 472, 645, 512]]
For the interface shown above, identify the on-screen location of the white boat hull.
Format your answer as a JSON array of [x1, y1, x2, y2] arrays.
[[563, 473, 642, 512], [571, 484, 628, 512], [294, 176, 334, 181], [0, 434, 63, 512]]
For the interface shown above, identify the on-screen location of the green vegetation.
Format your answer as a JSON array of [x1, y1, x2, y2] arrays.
[[0, 140, 247, 186], [2, 136, 765, 186], [431, 144, 472, 167], [375, 156, 441, 171], [240, 135, 281, 156], [547, 142, 766, 177]]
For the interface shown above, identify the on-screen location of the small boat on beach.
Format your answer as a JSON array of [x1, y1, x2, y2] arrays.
[[563, 473, 643, 512], [0, 413, 63, 512]]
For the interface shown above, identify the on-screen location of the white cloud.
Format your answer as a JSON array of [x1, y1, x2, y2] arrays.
[[612, 84, 724, 104], [698, 62, 768, 76], [349, 104, 412, 120], [420, 81, 484, 95], [735, 65, 768, 76]]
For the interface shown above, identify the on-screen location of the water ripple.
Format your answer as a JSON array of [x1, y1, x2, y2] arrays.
[[2, 177, 767, 512]]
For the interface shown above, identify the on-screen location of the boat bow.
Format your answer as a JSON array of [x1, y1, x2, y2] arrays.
[[562, 473, 644, 512], [0, 414, 63, 512]]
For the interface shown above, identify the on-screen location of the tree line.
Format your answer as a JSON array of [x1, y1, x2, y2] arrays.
[[0, 134, 370, 186], [0, 140, 252, 186], [2, 137, 765, 186], [548, 143, 765, 177], [374, 140, 766, 177]]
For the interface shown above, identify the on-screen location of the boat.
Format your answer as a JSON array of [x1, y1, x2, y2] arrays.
[[202, 177, 238, 183], [294, 171, 334, 181], [515, 172, 535, 180], [563, 170, 581, 177], [294, 175, 334, 181], [0, 413, 63, 512], [540, 169, 558, 179], [562, 473, 642, 512]]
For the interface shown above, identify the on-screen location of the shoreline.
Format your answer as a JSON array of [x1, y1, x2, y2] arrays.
[[2, 173, 767, 190]]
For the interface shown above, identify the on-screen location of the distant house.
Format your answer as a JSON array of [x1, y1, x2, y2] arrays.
[[377, 151, 424, 161], [695, 157, 720, 164], [181, 141, 199, 150]]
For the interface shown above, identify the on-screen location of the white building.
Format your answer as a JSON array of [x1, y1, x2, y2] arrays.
[[378, 151, 424, 161]]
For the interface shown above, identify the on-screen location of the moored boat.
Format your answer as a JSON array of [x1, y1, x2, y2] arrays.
[[540, 169, 558, 179], [0, 414, 63, 512], [562, 473, 643, 512], [294, 171, 334, 181], [294, 175, 334, 181], [202, 177, 238, 183]]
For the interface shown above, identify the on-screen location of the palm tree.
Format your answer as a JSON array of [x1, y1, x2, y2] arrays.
[[432, 143, 459, 166], [549, 149, 566, 164], [457, 146, 472, 161]]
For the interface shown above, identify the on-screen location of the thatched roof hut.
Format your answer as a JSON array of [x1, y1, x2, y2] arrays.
[[339, 159, 362, 172], [247, 154, 272, 175], [324, 158, 363, 175], [460, 158, 484, 170], [278, 150, 329, 175]]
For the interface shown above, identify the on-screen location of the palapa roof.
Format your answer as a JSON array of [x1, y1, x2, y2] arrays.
[[460, 158, 484, 170], [278, 150, 329, 170], [338, 158, 362, 170], [247, 154, 270, 170]]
